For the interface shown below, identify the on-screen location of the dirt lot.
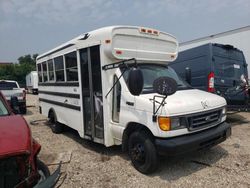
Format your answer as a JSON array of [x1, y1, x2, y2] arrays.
[[24, 94, 250, 188]]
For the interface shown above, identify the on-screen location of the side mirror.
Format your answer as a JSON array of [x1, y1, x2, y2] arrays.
[[127, 67, 144, 96], [185, 67, 191, 85], [10, 96, 19, 114], [153, 76, 177, 96]]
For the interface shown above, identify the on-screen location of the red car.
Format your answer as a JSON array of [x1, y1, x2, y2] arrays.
[[0, 92, 60, 188]]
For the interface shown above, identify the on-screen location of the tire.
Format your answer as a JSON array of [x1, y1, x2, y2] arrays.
[[49, 111, 64, 134], [37, 159, 50, 182], [128, 131, 158, 174]]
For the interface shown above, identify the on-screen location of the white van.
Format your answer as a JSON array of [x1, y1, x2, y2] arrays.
[[26, 71, 38, 94], [36, 26, 231, 174]]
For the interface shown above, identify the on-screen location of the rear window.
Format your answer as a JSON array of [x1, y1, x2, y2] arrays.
[[213, 45, 245, 79], [0, 82, 18, 90], [214, 57, 244, 79]]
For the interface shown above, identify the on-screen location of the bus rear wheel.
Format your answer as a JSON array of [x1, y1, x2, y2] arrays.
[[128, 131, 158, 174], [48, 111, 64, 134]]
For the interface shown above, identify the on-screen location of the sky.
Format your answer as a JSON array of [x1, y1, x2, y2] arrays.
[[0, 0, 250, 63]]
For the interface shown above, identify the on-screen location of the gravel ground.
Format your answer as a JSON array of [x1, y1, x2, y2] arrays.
[[24, 94, 250, 188]]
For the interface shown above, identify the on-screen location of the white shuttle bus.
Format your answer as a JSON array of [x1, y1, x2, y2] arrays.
[[37, 26, 231, 174]]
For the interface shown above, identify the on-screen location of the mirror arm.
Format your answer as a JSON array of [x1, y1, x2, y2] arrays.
[[152, 95, 167, 122], [105, 68, 127, 98]]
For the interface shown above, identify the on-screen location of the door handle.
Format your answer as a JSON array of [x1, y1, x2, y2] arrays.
[[126, 101, 134, 106], [64, 99, 68, 103]]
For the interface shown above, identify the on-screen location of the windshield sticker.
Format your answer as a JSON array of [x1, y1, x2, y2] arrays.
[[233, 64, 240, 69]]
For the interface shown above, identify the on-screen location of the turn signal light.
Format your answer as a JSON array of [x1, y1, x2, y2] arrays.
[[158, 117, 171, 131]]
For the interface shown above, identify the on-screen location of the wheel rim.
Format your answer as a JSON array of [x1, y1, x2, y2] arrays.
[[131, 143, 145, 165]]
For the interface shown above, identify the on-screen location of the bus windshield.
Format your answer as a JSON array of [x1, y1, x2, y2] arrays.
[[122, 64, 191, 94]]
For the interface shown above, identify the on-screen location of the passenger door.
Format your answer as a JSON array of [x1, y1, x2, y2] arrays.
[[80, 46, 104, 142]]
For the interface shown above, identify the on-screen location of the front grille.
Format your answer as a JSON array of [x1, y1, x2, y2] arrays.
[[188, 109, 222, 131], [0, 156, 28, 188]]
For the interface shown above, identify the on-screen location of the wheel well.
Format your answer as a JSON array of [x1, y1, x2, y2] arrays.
[[122, 122, 154, 153], [48, 108, 57, 122]]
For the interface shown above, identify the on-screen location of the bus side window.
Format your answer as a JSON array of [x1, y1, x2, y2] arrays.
[[37, 64, 43, 82], [48, 59, 55, 81], [112, 76, 121, 122], [54, 56, 65, 82], [42, 61, 48, 82], [80, 48, 89, 89], [65, 51, 78, 81]]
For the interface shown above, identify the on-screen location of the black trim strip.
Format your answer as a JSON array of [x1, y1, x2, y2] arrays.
[[39, 98, 81, 111], [39, 91, 80, 99], [37, 43, 75, 60], [79, 33, 90, 40], [38, 82, 79, 87]]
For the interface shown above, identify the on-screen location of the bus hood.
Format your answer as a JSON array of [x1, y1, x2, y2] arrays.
[[136, 89, 226, 116], [0, 115, 31, 158]]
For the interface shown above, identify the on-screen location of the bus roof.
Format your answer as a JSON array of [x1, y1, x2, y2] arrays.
[[37, 25, 178, 63]]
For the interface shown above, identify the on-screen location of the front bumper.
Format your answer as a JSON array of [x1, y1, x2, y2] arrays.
[[34, 162, 61, 188], [18, 100, 26, 107], [227, 104, 250, 112], [155, 122, 231, 156], [15, 163, 61, 188]]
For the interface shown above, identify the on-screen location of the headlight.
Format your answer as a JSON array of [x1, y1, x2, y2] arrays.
[[222, 107, 227, 115], [158, 116, 186, 131], [221, 107, 227, 120]]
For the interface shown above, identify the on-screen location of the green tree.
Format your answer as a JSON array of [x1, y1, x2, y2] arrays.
[[0, 54, 38, 87], [18, 53, 38, 66]]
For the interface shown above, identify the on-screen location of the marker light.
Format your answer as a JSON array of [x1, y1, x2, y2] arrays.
[[158, 117, 171, 131], [147, 30, 152, 34], [105, 39, 111, 44], [153, 30, 159, 35], [115, 50, 122, 55], [140, 28, 159, 35]]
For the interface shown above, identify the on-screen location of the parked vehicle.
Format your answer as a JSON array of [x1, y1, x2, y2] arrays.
[[170, 43, 249, 111], [0, 80, 27, 114], [179, 26, 250, 77], [26, 71, 39, 94], [37, 26, 231, 174], [0, 91, 60, 187]]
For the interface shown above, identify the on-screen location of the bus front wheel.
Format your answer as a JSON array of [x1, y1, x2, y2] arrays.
[[128, 131, 158, 174]]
